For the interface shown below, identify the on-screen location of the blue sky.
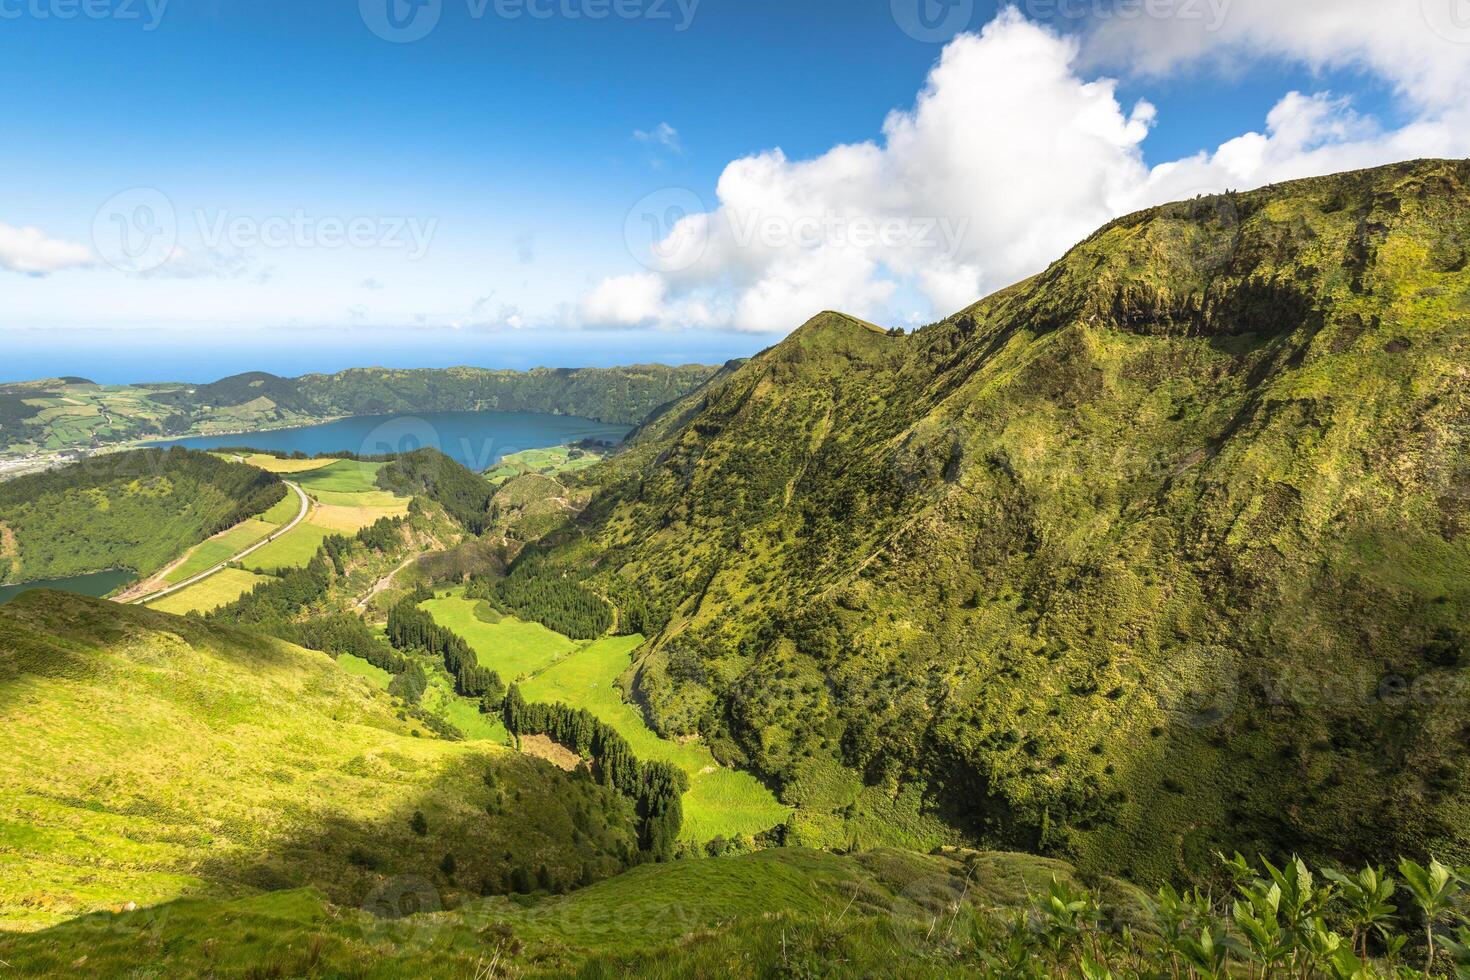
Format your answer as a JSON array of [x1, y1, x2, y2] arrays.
[[1, 0, 1463, 382]]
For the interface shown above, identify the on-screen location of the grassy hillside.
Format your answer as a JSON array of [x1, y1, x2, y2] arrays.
[[424, 592, 792, 842], [0, 592, 642, 931], [512, 159, 1470, 882], [0, 365, 721, 458], [0, 448, 285, 585], [0, 845, 1143, 977]]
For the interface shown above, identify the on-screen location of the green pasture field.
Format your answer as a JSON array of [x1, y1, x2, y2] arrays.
[[419, 594, 576, 680], [146, 567, 273, 616], [425, 597, 790, 842], [291, 460, 384, 494]]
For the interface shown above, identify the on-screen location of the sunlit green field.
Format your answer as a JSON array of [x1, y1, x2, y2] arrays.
[[237, 454, 337, 474], [163, 518, 278, 583], [419, 594, 575, 680], [147, 567, 272, 615], [256, 493, 303, 524], [307, 489, 407, 508], [335, 652, 390, 687], [484, 444, 610, 485], [0, 594, 635, 933], [241, 523, 334, 572], [292, 460, 384, 494], [425, 597, 790, 842]]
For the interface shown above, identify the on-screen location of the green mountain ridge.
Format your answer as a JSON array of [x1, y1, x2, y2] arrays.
[[3, 158, 1469, 977], [518, 158, 1470, 883], [0, 364, 722, 459]]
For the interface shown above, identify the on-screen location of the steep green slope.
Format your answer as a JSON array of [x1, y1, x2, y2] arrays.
[[521, 159, 1470, 882], [0, 846, 1144, 977], [0, 592, 640, 930], [0, 448, 286, 585]]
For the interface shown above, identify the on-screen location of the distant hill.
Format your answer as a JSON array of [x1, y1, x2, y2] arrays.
[[0, 364, 722, 459], [516, 159, 1470, 882], [0, 448, 285, 585], [0, 592, 640, 930]]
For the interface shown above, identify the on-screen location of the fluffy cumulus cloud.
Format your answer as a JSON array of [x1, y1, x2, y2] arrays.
[[1082, 0, 1470, 110], [1090, 0, 1470, 203], [0, 222, 94, 275], [580, 4, 1470, 333], [579, 272, 668, 326]]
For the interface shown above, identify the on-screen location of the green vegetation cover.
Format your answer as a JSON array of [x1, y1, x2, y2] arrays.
[[519, 159, 1470, 882], [0, 364, 720, 457], [0, 448, 285, 584], [0, 592, 641, 932]]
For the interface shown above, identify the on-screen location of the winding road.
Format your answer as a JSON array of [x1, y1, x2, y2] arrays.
[[128, 480, 310, 605]]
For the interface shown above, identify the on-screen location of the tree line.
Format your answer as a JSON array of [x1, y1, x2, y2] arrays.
[[209, 515, 409, 677], [386, 587, 504, 701], [467, 567, 612, 640], [502, 686, 686, 860], [375, 449, 495, 534], [0, 448, 286, 584]]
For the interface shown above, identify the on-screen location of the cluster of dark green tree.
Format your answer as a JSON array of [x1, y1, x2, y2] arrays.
[[467, 565, 611, 640], [954, 852, 1470, 979], [386, 588, 503, 700], [0, 448, 285, 583], [502, 686, 686, 859], [375, 449, 495, 533], [210, 516, 408, 677]]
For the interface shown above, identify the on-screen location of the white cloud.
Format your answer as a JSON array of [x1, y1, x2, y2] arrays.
[[579, 272, 668, 327], [0, 222, 94, 275], [580, 7, 1470, 333], [1082, 0, 1470, 111], [589, 10, 1157, 331], [634, 122, 683, 155]]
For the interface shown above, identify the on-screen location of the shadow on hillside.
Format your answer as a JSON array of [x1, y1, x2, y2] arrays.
[[0, 590, 322, 707], [191, 749, 639, 917]]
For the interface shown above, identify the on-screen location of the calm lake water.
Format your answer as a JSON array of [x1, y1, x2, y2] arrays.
[[150, 410, 632, 472], [0, 569, 135, 607]]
